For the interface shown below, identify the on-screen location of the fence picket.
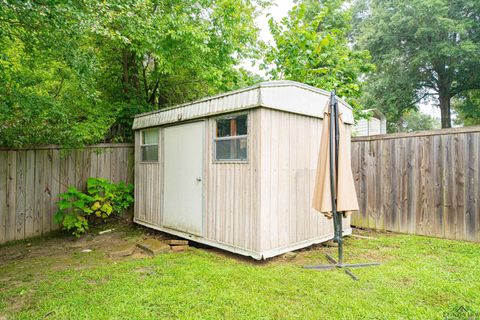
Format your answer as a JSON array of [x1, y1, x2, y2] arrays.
[[0, 144, 134, 244], [352, 126, 480, 242]]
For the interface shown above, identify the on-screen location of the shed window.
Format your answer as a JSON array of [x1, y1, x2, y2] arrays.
[[141, 129, 159, 162], [215, 114, 247, 161]]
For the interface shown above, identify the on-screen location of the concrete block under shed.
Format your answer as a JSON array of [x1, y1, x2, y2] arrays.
[[165, 239, 189, 246], [109, 244, 136, 259], [137, 238, 171, 255], [171, 245, 189, 252]]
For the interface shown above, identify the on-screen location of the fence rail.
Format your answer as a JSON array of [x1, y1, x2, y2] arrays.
[[0, 144, 134, 244], [351, 126, 480, 242]]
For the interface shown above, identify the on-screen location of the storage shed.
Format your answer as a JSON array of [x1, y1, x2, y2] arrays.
[[132, 81, 355, 259], [354, 108, 387, 136]]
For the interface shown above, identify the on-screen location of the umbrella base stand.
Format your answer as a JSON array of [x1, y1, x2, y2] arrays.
[[307, 92, 380, 281], [303, 253, 380, 281]]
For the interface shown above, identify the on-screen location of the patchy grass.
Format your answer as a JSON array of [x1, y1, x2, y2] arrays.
[[0, 226, 479, 319]]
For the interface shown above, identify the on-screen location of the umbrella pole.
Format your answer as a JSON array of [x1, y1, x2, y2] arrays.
[[330, 93, 344, 266], [304, 91, 380, 280], [332, 96, 344, 266]]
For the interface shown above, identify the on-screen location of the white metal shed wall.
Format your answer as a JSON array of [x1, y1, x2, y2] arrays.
[[204, 109, 262, 251], [133, 81, 356, 259], [257, 108, 351, 257], [355, 118, 383, 136], [134, 109, 264, 255]]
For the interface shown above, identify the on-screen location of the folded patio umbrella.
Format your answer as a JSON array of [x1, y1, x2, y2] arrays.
[[312, 101, 359, 218], [305, 93, 379, 280]]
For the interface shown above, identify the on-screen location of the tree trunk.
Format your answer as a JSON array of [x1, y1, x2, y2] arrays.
[[158, 90, 168, 108], [439, 89, 451, 128], [122, 49, 129, 94], [131, 55, 140, 93], [435, 63, 452, 129]]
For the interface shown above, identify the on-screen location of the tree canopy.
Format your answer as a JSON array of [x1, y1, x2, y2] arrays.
[[0, 0, 265, 147], [2, 0, 479, 146], [263, 0, 374, 114], [453, 90, 480, 126], [354, 0, 480, 128], [390, 110, 440, 133]]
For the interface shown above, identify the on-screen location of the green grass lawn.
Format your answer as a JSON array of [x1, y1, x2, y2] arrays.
[[0, 225, 479, 320]]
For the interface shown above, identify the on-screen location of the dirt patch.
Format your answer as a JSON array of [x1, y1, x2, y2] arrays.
[[352, 227, 396, 238], [0, 224, 150, 317], [0, 226, 147, 268], [0, 224, 392, 272]]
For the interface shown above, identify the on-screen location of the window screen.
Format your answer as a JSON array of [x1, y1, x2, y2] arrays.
[[215, 114, 247, 161], [141, 129, 159, 162]]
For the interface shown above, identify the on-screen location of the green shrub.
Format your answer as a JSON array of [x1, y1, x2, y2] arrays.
[[54, 178, 134, 237]]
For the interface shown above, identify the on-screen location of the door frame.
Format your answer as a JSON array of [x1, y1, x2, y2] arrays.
[[161, 120, 206, 236]]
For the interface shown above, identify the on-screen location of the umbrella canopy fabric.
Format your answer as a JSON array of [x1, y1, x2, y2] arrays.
[[312, 102, 359, 219]]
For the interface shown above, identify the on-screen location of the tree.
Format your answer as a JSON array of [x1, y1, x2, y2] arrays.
[[0, 1, 113, 147], [0, 0, 265, 147], [453, 90, 480, 126], [263, 0, 374, 114], [355, 0, 480, 128], [391, 110, 440, 133]]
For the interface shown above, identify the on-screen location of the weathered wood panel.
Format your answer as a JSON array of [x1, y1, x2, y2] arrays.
[[25, 150, 35, 238], [15, 150, 26, 240], [352, 126, 480, 242], [0, 144, 134, 244], [0, 152, 7, 244], [6, 151, 17, 241], [34, 150, 44, 237]]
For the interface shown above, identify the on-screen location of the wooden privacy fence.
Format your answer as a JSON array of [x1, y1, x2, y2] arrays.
[[2, 128, 480, 245], [0, 144, 134, 244], [351, 126, 480, 242]]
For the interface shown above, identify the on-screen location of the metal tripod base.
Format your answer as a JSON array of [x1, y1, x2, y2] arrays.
[[303, 253, 380, 281]]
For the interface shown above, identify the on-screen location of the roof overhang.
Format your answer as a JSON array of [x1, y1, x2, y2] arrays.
[[132, 81, 355, 130]]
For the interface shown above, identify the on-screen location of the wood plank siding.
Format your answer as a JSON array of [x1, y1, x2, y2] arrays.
[[0, 144, 134, 244], [351, 126, 480, 242]]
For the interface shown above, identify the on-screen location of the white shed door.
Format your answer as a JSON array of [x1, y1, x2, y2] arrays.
[[163, 121, 204, 236]]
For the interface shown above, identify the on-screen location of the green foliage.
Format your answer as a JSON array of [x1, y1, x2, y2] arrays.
[[390, 110, 440, 133], [453, 90, 480, 126], [354, 0, 480, 128], [87, 178, 134, 218], [54, 187, 95, 237], [54, 178, 134, 237], [0, 1, 116, 148], [263, 0, 374, 114], [0, 0, 266, 148]]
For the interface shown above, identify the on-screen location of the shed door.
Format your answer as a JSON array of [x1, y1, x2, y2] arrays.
[[163, 121, 204, 236]]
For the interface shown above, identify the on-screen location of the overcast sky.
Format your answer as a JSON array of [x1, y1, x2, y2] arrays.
[[258, 1, 294, 44], [250, 0, 441, 119], [241, 1, 294, 74]]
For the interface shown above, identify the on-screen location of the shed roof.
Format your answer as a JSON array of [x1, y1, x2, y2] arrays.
[[132, 81, 354, 130], [361, 108, 386, 121]]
